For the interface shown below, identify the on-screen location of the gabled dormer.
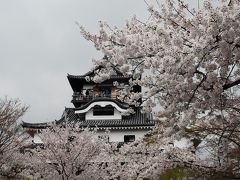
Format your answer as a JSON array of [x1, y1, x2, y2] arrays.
[[75, 98, 129, 120]]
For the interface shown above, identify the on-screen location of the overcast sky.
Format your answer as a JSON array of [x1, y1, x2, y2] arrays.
[[0, 0, 156, 123], [0, 0, 203, 123]]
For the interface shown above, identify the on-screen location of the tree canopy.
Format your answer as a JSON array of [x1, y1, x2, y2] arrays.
[[80, 0, 240, 178], [2, 0, 240, 179], [0, 97, 28, 178]]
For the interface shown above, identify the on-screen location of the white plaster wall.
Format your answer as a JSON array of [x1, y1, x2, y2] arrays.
[[85, 108, 122, 120], [33, 134, 43, 144], [22, 132, 43, 144], [21, 131, 34, 144], [97, 129, 149, 142]]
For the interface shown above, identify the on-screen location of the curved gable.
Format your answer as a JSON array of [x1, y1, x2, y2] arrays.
[[75, 101, 128, 114]]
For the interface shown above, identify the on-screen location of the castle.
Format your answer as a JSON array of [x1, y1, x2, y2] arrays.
[[22, 66, 155, 143]]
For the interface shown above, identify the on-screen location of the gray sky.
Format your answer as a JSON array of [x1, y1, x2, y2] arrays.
[[0, 0, 153, 123], [0, 0, 203, 123]]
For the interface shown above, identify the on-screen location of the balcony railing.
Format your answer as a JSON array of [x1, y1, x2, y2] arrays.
[[72, 93, 117, 102]]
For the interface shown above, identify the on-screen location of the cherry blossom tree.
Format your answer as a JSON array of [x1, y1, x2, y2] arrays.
[[101, 138, 200, 179], [28, 125, 110, 180], [0, 97, 28, 178], [80, 0, 240, 178]]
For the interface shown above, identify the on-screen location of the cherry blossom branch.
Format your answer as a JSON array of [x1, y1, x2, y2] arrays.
[[223, 78, 240, 90], [177, 0, 195, 16]]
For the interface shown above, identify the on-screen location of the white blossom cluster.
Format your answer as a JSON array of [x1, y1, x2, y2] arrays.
[[2, 0, 240, 179], [80, 0, 240, 178], [24, 126, 111, 180]]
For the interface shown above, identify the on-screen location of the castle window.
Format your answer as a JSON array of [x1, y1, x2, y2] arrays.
[[124, 135, 135, 143], [93, 105, 114, 116]]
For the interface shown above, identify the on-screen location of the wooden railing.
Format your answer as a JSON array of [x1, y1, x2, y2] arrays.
[[72, 93, 117, 102]]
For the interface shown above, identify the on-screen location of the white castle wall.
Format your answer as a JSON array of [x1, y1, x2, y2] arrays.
[[97, 129, 149, 142]]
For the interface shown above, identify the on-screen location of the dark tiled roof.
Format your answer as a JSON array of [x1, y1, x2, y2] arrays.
[[83, 65, 126, 77], [57, 108, 155, 129], [67, 74, 131, 80], [22, 121, 49, 129], [67, 74, 85, 79], [56, 108, 81, 125], [67, 65, 131, 80]]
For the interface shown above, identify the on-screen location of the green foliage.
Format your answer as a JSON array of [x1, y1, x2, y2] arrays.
[[159, 167, 195, 180], [184, 126, 204, 133], [143, 132, 157, 145]]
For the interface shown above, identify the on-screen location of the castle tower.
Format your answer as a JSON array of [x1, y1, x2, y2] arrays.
[[58, 66, 155, 143]]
